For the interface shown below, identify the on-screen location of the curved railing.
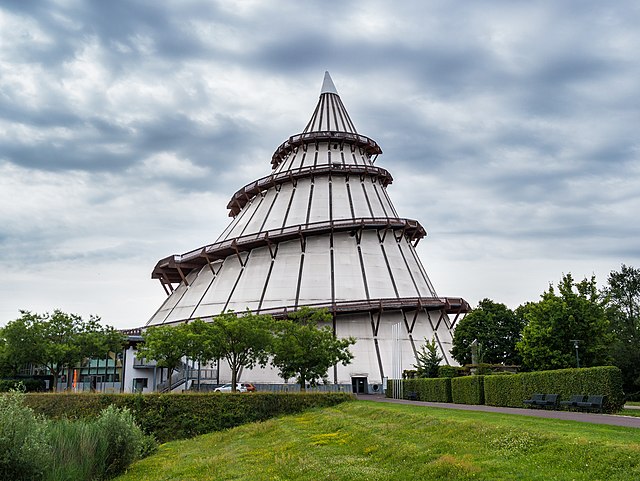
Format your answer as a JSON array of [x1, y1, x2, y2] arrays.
[[271, 131, 382, 168], [226, 163, 393, 216], [146, 296, 471, 328], [152, 217, 426, 284]]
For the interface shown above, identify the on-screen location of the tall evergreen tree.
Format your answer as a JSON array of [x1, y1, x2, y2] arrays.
[[413, 337, 443, 378]]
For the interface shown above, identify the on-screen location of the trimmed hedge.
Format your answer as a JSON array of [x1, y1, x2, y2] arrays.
[[484, 366, 624, 413], [451, 375, 484, 405], [386, 378, 452, 402], [24, 392, 353, 443], [437, 365, 461, 378], [0, 379, 46, 392]]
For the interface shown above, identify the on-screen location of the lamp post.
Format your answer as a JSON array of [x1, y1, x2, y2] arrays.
[[570, 339, 581, 368]]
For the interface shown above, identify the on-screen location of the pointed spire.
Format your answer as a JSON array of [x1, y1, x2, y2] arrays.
[[303, 72, 357, 134], [320, 71, 338, 95]]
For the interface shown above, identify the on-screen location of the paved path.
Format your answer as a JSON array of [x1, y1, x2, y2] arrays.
[[357, 395, 640, 428]]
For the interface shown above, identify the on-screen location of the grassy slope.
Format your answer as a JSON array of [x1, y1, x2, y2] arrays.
[[116, 401, 640, 481]]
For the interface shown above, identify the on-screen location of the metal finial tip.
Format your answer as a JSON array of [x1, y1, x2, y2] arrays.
[[321, 71, 338, 95]]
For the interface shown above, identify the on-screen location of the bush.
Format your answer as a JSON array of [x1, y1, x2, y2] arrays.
[[25, 392, 353, 443], [437, 365, 461, 378], [452, 376, 485, 405], [0, 391, 50, 481], [95, 405, 155, 477], [386, 378, 452, 402], [47, 419, 105, 481], [484, 366, 624, 413], [0, 378, 46, 392], [47, 405, 156, 480]]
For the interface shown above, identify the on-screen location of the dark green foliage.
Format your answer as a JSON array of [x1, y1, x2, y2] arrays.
[[517, 274, 614, 371], [386, 378, 452, 402], [1, 391, 156, 481], [484, 366, 624, 413], [24, 392, 354, 443], [451, 375, 485, 405], [271, 308, 355, 390], [452, 299, 524, 365], [413, 337, 442, 378], [136, 323, 190, 384], [437, 365, 462, 378], [0, 378, 46, 392], [604, 264, 640, 398], [1, 310, 124, 391], [208, 311, 276, 390]]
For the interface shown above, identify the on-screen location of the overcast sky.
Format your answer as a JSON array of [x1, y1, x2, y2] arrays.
[[1, 0, 639, 329]]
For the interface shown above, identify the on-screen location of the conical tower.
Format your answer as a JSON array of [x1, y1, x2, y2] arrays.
[[148, 72, 470, 389]]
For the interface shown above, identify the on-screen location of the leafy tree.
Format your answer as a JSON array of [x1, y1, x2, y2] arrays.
[[136, 324, 189, 388], [208, 311, 275, 392], [516, 274, 614, 371], [0, 317, 38, 377], [1, 310, 124, 391], [413, 337, 443, 378], [603, 264, 640, 396], [451, 299, 524, 366], [183, 319, 218, 391], [271, 307, 355, 391]]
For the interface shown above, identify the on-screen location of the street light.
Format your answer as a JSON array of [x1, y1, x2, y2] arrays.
[[570, 339, 581, 368]]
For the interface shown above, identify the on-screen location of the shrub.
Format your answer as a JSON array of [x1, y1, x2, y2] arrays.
[[438, 365, 461, 378], [452, 375, 485, 405], [0, 378, 46, 392], [94, 405, 155, 477], [386, 378, 452, 402], [47, 406, 156, 480], [47, 419, 105, 481], [0, 391, 50, 481], [25, 392, 353, 443], [484, 366, 624, 413]]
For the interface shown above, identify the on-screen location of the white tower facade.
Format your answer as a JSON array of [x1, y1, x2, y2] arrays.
[[147, 73, 470, 390]]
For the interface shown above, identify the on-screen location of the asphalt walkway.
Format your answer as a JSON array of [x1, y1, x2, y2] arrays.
[[358, 394, 640, 428]]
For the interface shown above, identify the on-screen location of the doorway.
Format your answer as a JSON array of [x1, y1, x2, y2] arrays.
[[351, 377, 368, 394]]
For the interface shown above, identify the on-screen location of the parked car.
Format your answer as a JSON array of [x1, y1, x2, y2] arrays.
[[214, 383, 247, 392], [242, 383, 256, 392]]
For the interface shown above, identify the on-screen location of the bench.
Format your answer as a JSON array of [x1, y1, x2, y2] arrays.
[[523, 393, 545, 408], [523, 393, 559, 409], [576, 395, 605, 413], [560, 395, 586, 410], [407, 391, 418, 401], [540, 394, 559, 409]]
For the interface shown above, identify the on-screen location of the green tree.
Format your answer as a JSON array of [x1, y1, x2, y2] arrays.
[[208, 311, 275, 392], [603, 264, 640, 396], [183, 319, 217, 391], [413, 337, 443, 378], [451, 299, 524, 366], [1, 310, 124, 391], [136, 324, 189, 389], [271, 307, 355, 391], [516, 274, 614, 371]]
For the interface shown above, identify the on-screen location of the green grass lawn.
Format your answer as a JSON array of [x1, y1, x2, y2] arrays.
[[116, 401, 640, 481]]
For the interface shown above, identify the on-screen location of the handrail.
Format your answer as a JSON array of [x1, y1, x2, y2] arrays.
[[152, 217, 426, 283], [146, 296, 471, 328], [226, 163, 393, 217], [271, 131, 382, 168]]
